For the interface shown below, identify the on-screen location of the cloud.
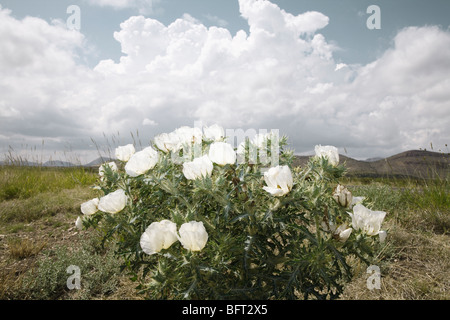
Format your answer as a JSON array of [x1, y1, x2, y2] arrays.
[[93, 0, 337, 135], [1, 0, 449, 163], [0, 8, 92, 136], [338, 26, 450, 155], [143, 118, 158, 126]]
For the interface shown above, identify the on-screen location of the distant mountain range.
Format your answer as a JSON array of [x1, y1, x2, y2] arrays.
[[293, 150, 449, 180], [0, 156, 115, 168], [1, 150, 448, 179]]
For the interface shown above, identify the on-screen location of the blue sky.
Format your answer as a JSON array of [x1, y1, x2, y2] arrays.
[[0, 0, 449, 162]]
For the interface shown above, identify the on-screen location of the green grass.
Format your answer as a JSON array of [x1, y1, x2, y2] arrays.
[[0, 164, 139, 300], [0, 164, 448, 300], [340, 174, 449, 300], [0, 165, 98, 224], [0, 165, 97, 202]]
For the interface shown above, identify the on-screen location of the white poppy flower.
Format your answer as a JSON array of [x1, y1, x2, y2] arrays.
[[348, 204, 387, 239], [178, 221, 208, 252], [174, 126, 203, 147], [125, 146, 159, 177], [208, 142, 236, 166], [315, 145, 339, 166], [182, 155, 213, 180], [203, 124, 225, 141], [115, 144, 135, 162], [154, 127, 203, 153], [140, 220, 178, 255], [98, 189, 128, 214], [262, 165, 293, 197], [81, 198, 99, 216], [154, 132, 179, 153]]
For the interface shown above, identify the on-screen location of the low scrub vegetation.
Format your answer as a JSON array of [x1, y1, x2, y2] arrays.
[[0, 163, 448, 300]]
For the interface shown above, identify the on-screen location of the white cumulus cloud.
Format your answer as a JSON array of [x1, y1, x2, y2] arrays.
[[0, 0, 449, 163]]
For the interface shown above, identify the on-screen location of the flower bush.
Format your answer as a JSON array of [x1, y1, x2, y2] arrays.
[[77, 125, 387, 300]]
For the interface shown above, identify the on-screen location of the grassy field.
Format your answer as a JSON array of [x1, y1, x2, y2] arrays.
[[0, 164, 448, 300]]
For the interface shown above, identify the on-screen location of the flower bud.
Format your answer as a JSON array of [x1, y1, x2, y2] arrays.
[[334, 223, 352, 242], [315, 145, 339, 166], [333, 184, 353, 208]]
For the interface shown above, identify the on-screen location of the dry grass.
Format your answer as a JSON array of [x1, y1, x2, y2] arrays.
[[340, 180, 449, 300], [7, 237, 47, 260], [0, 165, 448, 300]]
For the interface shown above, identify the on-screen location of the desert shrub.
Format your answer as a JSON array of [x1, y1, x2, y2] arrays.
[[78, 125, 388, 300]]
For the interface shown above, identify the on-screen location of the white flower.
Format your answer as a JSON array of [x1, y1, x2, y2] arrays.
[[208, 142, 236, 166], [174, 126, 203, 148], [125, 146, 159, 177], [98, 189, 128, 214], [154, 132, 177, 153], [350, 196, 366, 209], [75, 216, 83, 230], [178, 221, 208, 252], [115, 144, 135, 162], [263, 165, 293, 197], [348, 204, 387, 239], [140, 220, 178, 255], [203, 124, 225, 141], [154, 127, 203, 153], [182, 155, 213, 180], [315, 145, 339, 166], [333, 185, 353, 208], [99, 162, 118, 177], [323, 220, 352, 242], [81, 198, 99, 216], [334, 223, 353, 242]]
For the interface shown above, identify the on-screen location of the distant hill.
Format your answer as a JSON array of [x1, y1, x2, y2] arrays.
[[84, 157, 116, 167], [2, 150, 449, 180], [293, 150, 449, 180], [0, 157, 116, 168], [42, 160, 76, 167]]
